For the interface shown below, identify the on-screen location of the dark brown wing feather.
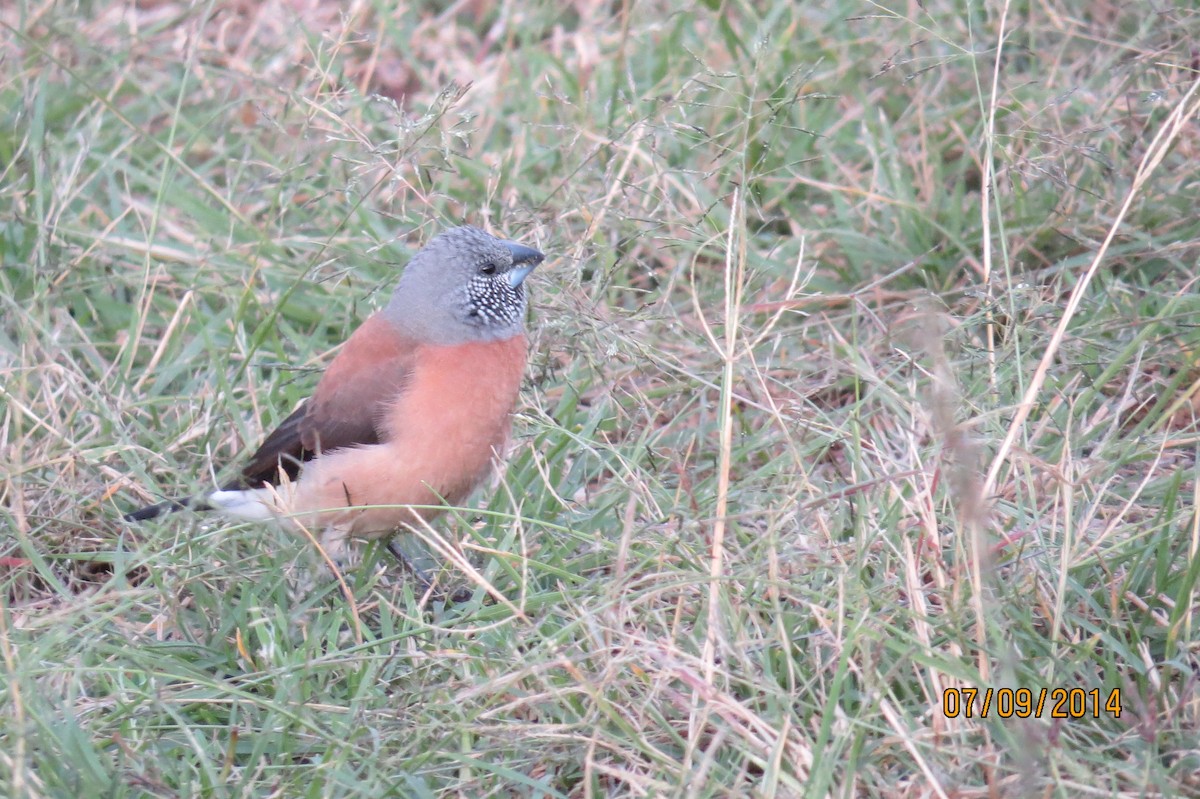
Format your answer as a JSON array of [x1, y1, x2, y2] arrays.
[[230, 313, 417, 489], [234, 402, 312, 487]]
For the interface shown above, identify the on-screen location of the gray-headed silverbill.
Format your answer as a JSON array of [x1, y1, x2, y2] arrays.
[[125, 225, 544, 557]]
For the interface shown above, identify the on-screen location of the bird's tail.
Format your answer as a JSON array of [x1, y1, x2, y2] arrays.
[[124, 476, 256, 522], [124, 495, 211, 522]]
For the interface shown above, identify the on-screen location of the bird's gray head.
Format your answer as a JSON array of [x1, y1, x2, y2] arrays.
[[384, 226, 544, 345]]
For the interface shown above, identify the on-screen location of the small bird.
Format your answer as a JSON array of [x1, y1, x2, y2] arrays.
[[126, 225, 544, 558]]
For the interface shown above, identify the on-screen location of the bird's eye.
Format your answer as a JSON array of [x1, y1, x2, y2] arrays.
[[481, 262, 497, 275]]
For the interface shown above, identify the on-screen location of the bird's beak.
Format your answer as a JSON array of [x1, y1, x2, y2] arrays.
[[504, 241, 545, 288]]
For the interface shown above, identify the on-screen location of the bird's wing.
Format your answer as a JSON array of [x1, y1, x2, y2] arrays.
[[236, 313, 417, 487]]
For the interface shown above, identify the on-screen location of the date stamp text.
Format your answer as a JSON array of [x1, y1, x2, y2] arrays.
[[942, 687, 1121, 719]]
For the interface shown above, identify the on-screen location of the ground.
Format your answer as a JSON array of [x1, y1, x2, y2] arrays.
[[2, 1, 1200, 796]]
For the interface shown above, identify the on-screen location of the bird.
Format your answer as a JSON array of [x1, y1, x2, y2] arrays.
[[125, 225, 544, 560]]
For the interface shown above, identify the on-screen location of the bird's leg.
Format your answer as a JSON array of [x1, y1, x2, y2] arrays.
[[386, 536, 473, 603], [317, 525, 353, 569]]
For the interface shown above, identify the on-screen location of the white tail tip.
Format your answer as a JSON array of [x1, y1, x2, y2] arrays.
[[208, 488, 279, 522]]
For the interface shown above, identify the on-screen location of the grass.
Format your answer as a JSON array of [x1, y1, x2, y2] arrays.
[[3, 0, 1200, 796]]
